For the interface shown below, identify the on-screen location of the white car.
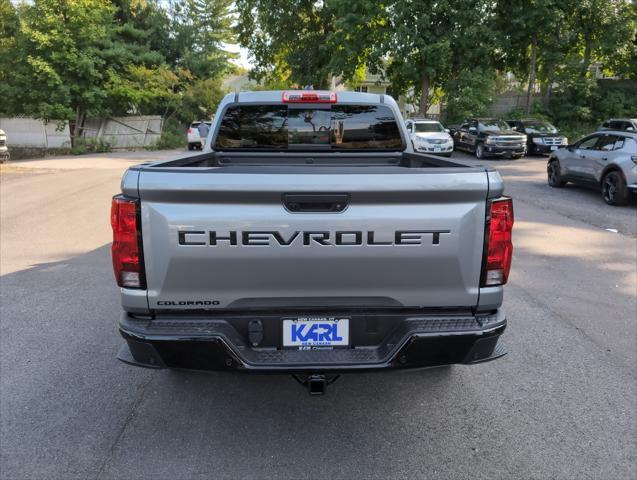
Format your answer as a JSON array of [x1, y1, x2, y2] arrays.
[[187, 121, 212, 150], [405, 119, 454, 157], [0, 129, 9, 162]]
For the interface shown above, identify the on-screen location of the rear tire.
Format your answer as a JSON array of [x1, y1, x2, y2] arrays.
[[187, 143, 195, 151], [547, 160, 566, 187], [475, 143, 486, 159], [602, 171, 628, 206]]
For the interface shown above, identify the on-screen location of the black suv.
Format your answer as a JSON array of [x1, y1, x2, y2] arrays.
[[507, 119, 568, 155], [453, 118, 527, 159]]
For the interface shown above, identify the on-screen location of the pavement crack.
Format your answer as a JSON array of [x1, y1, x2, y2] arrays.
[[94, 373, 155, 480]]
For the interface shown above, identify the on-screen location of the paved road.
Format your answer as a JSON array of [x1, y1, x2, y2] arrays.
[[1, 150, 635, 479]]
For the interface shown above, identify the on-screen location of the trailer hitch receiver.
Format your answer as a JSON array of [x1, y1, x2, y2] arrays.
[[292, 373, 340, 395]]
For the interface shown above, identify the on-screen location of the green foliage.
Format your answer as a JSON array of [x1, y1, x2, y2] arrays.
[[0, 0, 20, 115], [444, 69, 497, 123], [181, 77, 227, 121], [148, 118, 187, 150], [0, 0, 235, 146], [235, 0, 337, 88], [7, 0, 116, 123], [70, 137, 112, 155]]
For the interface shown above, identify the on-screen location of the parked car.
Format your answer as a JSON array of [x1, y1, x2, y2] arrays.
[[506, 119, 568, 155], [547, 130, 637, 205], [405, 118, 454, 156], [598, 118, 637, 132], [187, 120, 212, 150], [453, 118, 527, 159], [0, 129, 9, 162], [446, 124, 461, 137], [111, 90, 513, 395]]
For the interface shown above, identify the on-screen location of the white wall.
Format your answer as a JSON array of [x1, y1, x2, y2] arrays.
[[0, 118, 71, 148], [0, 116, 162, 149]]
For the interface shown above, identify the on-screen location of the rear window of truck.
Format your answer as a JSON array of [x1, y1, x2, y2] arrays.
[[214, 105, 403, 151]]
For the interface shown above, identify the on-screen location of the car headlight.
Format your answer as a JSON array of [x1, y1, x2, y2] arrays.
[[532, 137, 543, 144], [562, 137, 568, 145], [485, 137, 495, 144]]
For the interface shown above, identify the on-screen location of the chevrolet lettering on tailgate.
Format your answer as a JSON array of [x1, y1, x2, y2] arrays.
[[178, 230, 452, 246]]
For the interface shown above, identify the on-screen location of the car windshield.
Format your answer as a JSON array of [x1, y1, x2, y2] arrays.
[[479, 119, 510, 131], [215, 104, 404, 150], [524, 121, 558, 134], [414, 122, 444, 133]]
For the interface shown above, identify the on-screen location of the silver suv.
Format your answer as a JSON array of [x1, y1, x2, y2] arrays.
[[547, 131, 637, 205]]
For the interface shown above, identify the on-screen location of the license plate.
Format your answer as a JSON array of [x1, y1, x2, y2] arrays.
[[550, 146, 559, 151], [282, 317, 349, 348], [434, 146, 442, 152]]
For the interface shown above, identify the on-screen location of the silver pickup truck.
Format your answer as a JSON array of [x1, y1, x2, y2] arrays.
[[111, 91, 513, 394]]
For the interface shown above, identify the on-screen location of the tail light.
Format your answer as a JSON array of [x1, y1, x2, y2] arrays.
[[282, 91, 337, 103], [482, 197, 514, 286], [187, 128, 192, 134], [111, 196, 145, 288]]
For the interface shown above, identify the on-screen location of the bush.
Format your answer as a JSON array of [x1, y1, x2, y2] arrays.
[[70, 137, 112, 155], [148, 118, 187, 150]]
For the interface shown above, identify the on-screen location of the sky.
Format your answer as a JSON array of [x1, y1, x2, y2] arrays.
[[224, 43, 252, 69]]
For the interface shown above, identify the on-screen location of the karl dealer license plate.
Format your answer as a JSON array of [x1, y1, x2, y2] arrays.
[[282, 317, 350, 348]]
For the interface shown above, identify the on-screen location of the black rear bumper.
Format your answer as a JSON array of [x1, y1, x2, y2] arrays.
[[117, 309, 507, 373]]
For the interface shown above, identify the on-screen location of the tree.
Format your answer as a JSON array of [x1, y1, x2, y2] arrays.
[[9, 0, 116, 135], [0, 0, 20, 115], [494, 0, 560, 113], [334, 0, 496, 115], [170, 0, 237, 78], [235, 0, 337, 88]]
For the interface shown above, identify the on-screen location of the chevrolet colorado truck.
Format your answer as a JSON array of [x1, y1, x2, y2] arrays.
[[112, 91, 513, 394]]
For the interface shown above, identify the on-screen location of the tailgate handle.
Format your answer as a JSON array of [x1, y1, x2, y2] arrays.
[[283, 193, 349, 213]]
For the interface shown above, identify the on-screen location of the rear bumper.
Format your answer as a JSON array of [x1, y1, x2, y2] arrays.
[[530, 143, 563, 154], [117, 309, 507, 373]]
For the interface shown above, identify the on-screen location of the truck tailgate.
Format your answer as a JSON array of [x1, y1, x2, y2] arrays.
[[137, 167, 489, 310]]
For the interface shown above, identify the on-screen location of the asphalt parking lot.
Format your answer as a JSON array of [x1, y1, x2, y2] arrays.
[[1, 149, 636, 479]]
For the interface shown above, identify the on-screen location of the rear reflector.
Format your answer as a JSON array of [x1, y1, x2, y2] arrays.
[[111, 196, 145, 288], [482, 197, 514, 286], [282, 91, 337, 103]]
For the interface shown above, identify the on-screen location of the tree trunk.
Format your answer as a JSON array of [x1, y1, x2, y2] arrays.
[[542, 65, 554, 107], [526, 34, 537, 114], [71, 106, 86, 147], [418, 73, 430, 115], [582, 34, 592, 77]]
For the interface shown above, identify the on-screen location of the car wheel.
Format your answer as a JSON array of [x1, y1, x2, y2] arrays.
[[475, 143, 485, 159], [187, 143, 194, 151], [547, 160, 566, 187], [602, 171, 629, 206]]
